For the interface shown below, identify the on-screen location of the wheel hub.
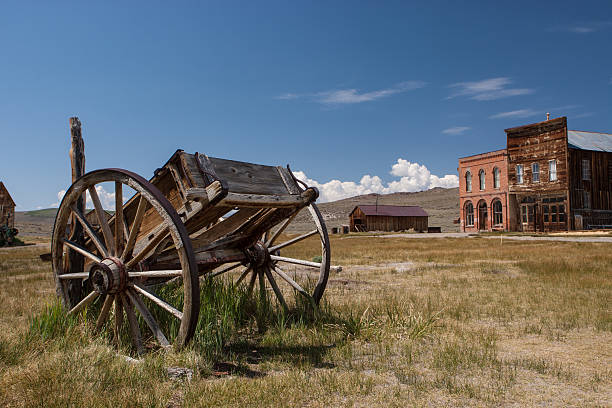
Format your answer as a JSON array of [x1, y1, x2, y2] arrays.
[[246, 241, 269, 267], [89, 257, 127, 295]]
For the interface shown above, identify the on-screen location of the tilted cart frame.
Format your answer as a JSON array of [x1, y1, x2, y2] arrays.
[[52, 145, 339, 353]]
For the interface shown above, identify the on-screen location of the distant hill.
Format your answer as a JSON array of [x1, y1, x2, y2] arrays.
[[14, 187, 460, 238], [22, 208, 59, 218], [289, 187, 460, 232]]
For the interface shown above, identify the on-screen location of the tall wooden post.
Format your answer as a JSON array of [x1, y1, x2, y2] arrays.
[[67, 117, 86, 304]]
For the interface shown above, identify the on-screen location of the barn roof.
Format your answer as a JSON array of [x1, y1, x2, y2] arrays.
[[568, 130, 612, 152], [352, 205, 428, 217], [0, 182, 16, 207]]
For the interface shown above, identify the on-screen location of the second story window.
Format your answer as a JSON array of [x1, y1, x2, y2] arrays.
[[516, 164, 524, 184], [532, 163, 540, 182], [466, 171, 472, 192], [582, 159, 591, 180], [479, 169, 485, 190], [549, 160, 557, 181], [493, 167, 500, 189], [583, 191, 591, 209]]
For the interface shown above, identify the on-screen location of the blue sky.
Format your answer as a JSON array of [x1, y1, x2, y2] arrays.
[[1, 1, 611, 209]]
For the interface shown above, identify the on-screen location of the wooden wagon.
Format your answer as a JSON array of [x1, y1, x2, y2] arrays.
[[52, 129, 339, 353]]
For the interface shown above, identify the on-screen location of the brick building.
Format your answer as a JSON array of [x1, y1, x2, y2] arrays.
[[458, 149, 508, 232], [459, 116, 612, 232], [0, 182, 16, 228]]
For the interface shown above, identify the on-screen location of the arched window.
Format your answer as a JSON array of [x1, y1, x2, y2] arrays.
[[492, 200, 503, 225], [465, 171, 472, 192], [479, 169, 485, 190], [465, 201, 474, 227], [493, 167, 500, 189]]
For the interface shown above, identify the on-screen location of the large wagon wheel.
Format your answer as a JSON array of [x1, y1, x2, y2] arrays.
[[51, 169, 199, 353], [209, 203, 331, 312]]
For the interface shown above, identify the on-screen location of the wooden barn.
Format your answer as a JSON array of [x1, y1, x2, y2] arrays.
[[349, 205, 429, 232], [0, 182, 16, 228]]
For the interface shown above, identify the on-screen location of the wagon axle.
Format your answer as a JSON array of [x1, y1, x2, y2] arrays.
[[89, 257, 127, 295]]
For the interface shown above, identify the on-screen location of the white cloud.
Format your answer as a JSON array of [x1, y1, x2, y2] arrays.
[[442, 126, 471, 135], [573, 112, 595, 119], [51, 185, 116, 210], [448, 77, 533, 101], [50, 190, 67, 208], [489, 109, 539, 119], [275, 93, 299, 100], [294, 158, 458, 203], [276, 81, 427, 105], [551, 21, 612, 34]]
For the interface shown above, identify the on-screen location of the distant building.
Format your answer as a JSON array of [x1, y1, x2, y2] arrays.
[[349, 204, 428, 232], [458, 116, 612, 231], [85, 208, 113, 229], [458, 149, 508, 232], [0, 182, 16, 228]]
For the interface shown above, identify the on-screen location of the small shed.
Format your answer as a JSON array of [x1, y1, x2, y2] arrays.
[[349, 205, 429, 232], [0, 182, 16, 228], [85, 208, 113, 229]]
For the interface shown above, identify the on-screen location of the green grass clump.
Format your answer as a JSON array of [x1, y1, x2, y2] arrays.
[[25, 300, 79, 344]]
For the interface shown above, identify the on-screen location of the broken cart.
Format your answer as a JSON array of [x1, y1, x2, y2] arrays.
[[52, 148, 340, 353]]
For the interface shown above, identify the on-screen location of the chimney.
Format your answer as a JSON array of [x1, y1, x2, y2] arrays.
[[546, 112, 550, 121]]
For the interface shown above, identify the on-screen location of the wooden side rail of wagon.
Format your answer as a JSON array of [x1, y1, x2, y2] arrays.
[[52, 140, 341, 353]]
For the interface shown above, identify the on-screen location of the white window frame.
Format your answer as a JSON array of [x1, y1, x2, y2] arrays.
[[532, 163, 540, 183], [549, 160, 557, 181], [465, 202, 474, 227], [582, 159, 591, 181], [493, 167, 500, 189], [465, 171, 472, 192], [479, 169, 485, 190], [516, 164, 524, 184]]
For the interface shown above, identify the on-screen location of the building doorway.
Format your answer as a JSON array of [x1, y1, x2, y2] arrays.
[[478, 201, 488, 231], [521, 204, 535, 232]]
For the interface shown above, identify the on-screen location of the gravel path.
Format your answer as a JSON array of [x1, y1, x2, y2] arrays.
[[348, 232, 612, 243]]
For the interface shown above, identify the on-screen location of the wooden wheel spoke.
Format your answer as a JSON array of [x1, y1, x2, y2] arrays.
[[58, 272, 89, 279], [88, 185, 116, 256], [132, 284, 183, 320], [127, 270, 183, 278], [270, 254, 321, 269], [247, 268, 257, 295], [62, 239, 101, 263], [236, 266, 252, 285], [114, 295, 124, 345], [266, 212, 298, 246], [67, 291, 99, 316], [126, 289, 170, 347], [96, 294, 115, 332], [268, 229, 318, 252], [125, 226, 169, 269], [264, 266, 288, 312], [209, 262, 242, 278], [71, 205, 108, 258], [258, 268, 266, 303], [271, 266, 310, 298], [121, 293, 144, 355], [115, 182, 124, 256], [121, 196, 147, 261]]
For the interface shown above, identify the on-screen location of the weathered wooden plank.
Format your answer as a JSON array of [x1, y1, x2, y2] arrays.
[[208, 157, 289, 195], [276, 166, 301, 194], [219, 188, 316, 208]]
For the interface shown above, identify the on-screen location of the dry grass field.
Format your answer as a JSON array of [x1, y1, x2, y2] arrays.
[[0, 234, 610, 407]]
